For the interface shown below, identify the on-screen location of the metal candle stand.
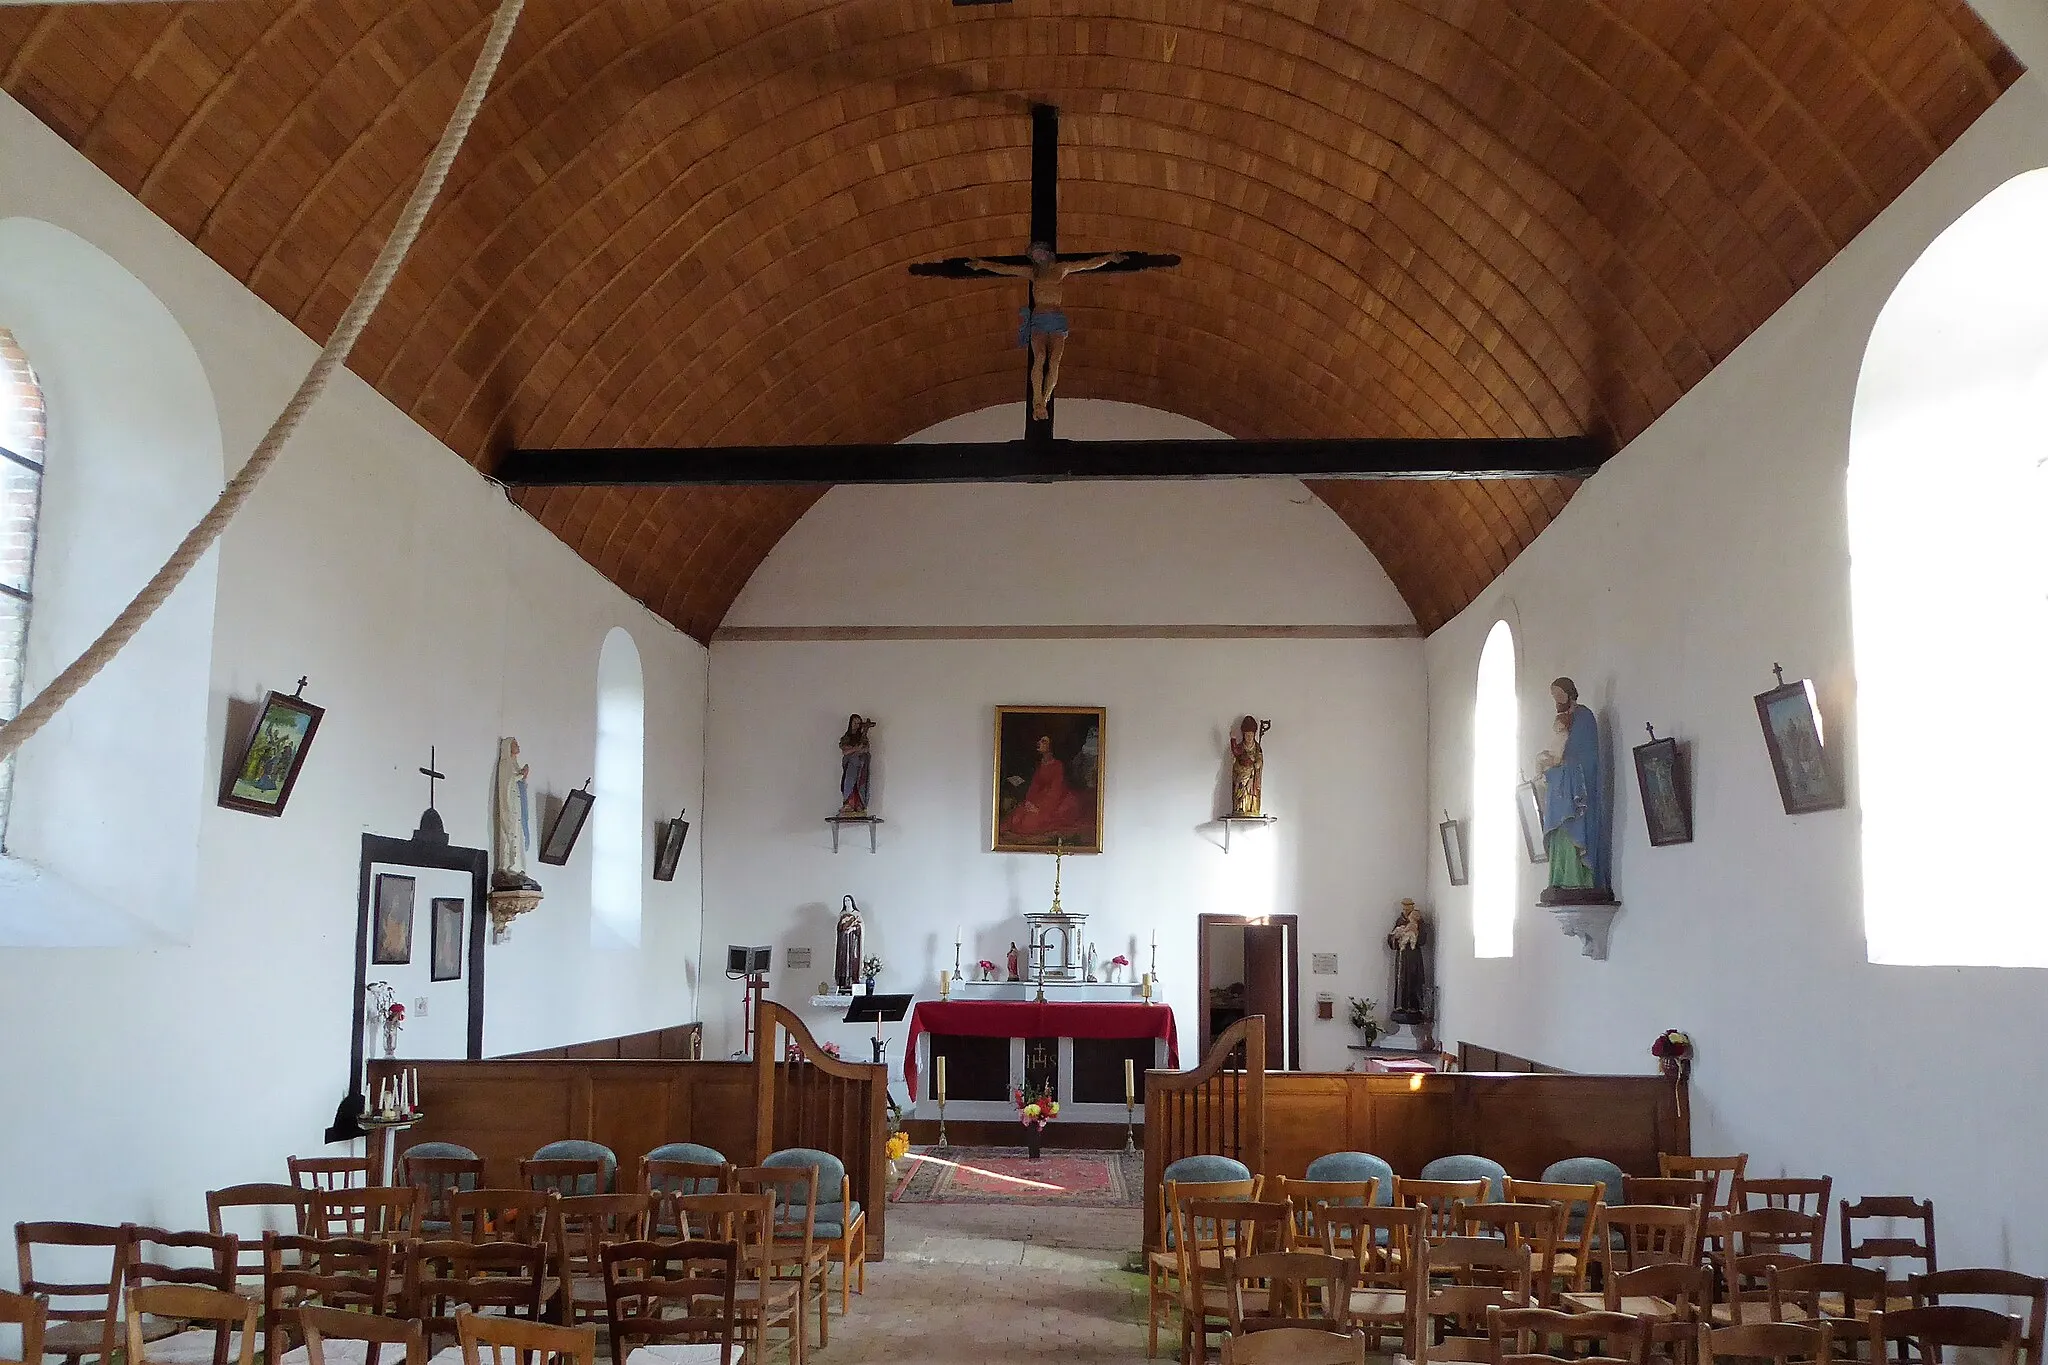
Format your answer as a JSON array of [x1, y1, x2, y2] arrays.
[[936, 1092, 950, 1150], [1124, 1098, 1136, 1154]]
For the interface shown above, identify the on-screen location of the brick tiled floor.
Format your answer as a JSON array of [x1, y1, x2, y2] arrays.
[[810, 1200, 1152, 1364]]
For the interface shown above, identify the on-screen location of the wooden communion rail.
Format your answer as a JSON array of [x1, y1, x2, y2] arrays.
[[1141, 1015, 1688, 1249], [369, 999, 891, 1254]]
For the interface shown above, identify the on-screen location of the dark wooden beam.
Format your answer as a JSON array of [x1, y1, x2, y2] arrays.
[[494, 436, 1609, 487]]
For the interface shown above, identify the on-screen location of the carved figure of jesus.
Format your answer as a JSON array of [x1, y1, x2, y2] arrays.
[[966, 244, 1125, 420]]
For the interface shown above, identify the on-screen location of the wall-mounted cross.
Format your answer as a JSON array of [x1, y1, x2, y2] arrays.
[[420, 745, 445, 810]]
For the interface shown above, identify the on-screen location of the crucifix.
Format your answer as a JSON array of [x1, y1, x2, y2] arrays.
[[413, 745, 449, 845], [909, 104, 1179, 443], [420, 746, 445, 809]]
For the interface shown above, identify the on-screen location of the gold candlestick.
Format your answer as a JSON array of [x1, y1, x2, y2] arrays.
[[936, 1054, 949, 1149]]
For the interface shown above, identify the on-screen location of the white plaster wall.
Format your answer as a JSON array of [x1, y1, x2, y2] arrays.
[[706, 461, 1426, 1079], [1421, 74, 2048, 1271], [0, 95, 708, 1239]]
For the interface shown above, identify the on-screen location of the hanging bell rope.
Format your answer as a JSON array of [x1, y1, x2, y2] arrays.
[[0, 0, 527, 763]]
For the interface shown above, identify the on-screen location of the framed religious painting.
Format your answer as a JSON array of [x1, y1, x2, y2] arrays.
[[219, 687, 324, 817], [370, 873, 416, 965], [991, 705, 1106, 853], [652, 811, 689, 882], [1515, 780, 1546, 864], [1633, 734, 1695, 846], [429, 897, 465, 981], [538, 784, 595, 865], [1439, 815, 1468, 886], [1755, 678, 1845, 814]]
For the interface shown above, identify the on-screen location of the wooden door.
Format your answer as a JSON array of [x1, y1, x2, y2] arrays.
[[1243, 923, 1290, 1071]]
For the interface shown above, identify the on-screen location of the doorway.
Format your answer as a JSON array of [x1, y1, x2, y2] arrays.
[[1196, 913, 1298, 1071]]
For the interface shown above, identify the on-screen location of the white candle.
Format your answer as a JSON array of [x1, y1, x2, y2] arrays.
[[1125, 1058, 1136, 1106], [937, 1055, 947, 1104], [1141, 972, 1153, 1001], [412, 1067, 422, 1112], [939, 969, 951, 998]]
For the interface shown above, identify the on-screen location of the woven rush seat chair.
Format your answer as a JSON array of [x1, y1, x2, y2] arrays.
[[762, 1147, 866, 1313]]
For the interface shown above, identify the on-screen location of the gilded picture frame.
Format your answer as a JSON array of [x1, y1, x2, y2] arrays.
[[991, 705, 1106, 854]]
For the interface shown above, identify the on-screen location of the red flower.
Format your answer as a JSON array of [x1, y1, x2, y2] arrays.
[[387, 1004, 406, 1023]]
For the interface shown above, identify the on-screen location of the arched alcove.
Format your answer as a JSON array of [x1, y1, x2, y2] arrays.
[[0, 216, 223, 945], [1850, 169, 2048, 968], [591, 626, 645, 951]]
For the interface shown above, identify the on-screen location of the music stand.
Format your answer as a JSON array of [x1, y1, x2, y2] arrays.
[[843, 993, 914, 1066]]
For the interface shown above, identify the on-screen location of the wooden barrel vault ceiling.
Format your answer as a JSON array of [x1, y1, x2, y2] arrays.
[[0, 2, 2022, 638]]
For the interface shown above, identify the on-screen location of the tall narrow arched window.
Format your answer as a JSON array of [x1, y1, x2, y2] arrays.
[[1852, 169, 2048, 968], [592, 627, 645, 950], [1470, 619, 1519, 958], [0, 327, 47, 846]]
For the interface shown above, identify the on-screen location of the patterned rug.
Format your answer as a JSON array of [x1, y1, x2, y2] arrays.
[[889, 1146, 1145, 1207]]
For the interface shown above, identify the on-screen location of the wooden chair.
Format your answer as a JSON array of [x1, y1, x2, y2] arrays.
[[1769, 1263, 1886, 1328], [296, 1304, 420, 1365], [1697, 1320, 1837, 1365], [1910, 1271, 2048, 1365], [122, 1229, 239, 1365], [1270, 1178, 1378, 1251], [1317, 1204, 1426, 1361], [399, 1154, 485, 1234], [759, 1147, 867, 1318], [671, 1193, 805, 1365], [600, 1238, 741, 1365], [0, 1290, 47, 1365], [1597, 1206, 1702, 1277], [123, 1287, 256, 1365], [1869, 1305, 2023, 1365], [1148, 1177, 1258, 1360], [1225, 1251, 1356, 1335], [1508, 1180, 1605, 1294], [1427, 1235, 1536, 1362], [455, 1311, 595, 1365], [308, 1188, 421, 1242], [1625, 1179, 1714, 1263], [1712, 1217, 1824, 1328], [16, 1221, 132, 1365], [1841, 1198, 1935, 1295], [1660, 1156, 1746, 1256], [521, 1159, 608, 1200], [733, 1164, 828, 1351], [1490, 1306, 1655, 1365], [260, 1233, 398, 1365], [1176, 1200, 1291, 1365], [1569, 1262, 1715, 1365], [1219, 1326, 1367, 1364], [552, 1193, 651, 1328], [445, 1188, 560, 1244], [1741, 1179, 1835, 1260], [1396, 1176, 1490, 1239], [207, 1185, 312, 1294], [1463, 1201, 1567, 1306], [641, 1159, 729, 1209], [287, 1159, 371, 1197], [403, 1240, 549, 1358]]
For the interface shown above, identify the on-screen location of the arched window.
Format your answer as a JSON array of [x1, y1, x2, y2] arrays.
[[1851, 169, 2048, 968], [0, 326, 47, 845], [591, 627, 645, 950], [1470, 619, 1519, 958]]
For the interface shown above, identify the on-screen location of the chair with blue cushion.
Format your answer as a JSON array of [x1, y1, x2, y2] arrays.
[[762, 1147, 866, 1316], [398, 1142, 482, 1234], [641, 1142, 730, 1236], [521, 1140, 617, 1197], [1421, 1153, 1509, 1201], [1305, 1153, 1397, 1206], [1150, 1156, 1256, 1359]]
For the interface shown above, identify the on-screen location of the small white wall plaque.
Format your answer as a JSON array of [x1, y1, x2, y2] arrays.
[[787, 947, 812, 970], [1311, 952, 1338, 974]]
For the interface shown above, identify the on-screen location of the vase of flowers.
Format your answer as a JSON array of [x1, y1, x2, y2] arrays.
[[1650, 1028, 1693, 1081], [862, 955, 882, 994], [1014, 1080, 1059, 1159], [367, 982, 404, 1058], [1349, 996, 1382, 1049], [1109, 953, 1130, 984], [978, 958, 997, 982]]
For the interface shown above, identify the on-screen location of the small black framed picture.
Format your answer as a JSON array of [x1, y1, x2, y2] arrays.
[[1755, 679, 1845, 815], [220, 689, 324, 817], [538, 785, 595, 865], [1634, 736, 1695, 846], [653, 812, 690, 882], [1515, 780, 1546, 864], [430, 897, 465, 982], [1439, 816, 1468, 886], [371, 873, 416, 965]]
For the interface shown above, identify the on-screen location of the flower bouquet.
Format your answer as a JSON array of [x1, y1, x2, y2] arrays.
[[1109, 953, 1130, 983], [1349, 996, 1382, 1047], [1651, 1028, 1693, 1116], [367, 982, 405, 1058], [978, 958, 998, 982], [1013, 1079, 1060, 1159]]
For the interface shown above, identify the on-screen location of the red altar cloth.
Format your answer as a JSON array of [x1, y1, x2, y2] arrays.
[[904, 999, 1178, 1100]]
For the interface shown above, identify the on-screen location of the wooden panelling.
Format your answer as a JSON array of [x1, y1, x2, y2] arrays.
[[1457, 1041, 1565, 1074], [0, 3, 2021, 637], [498, 1023, 701, 1061]]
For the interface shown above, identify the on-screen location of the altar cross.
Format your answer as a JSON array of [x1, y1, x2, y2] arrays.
[[908, 104, 1178, 445], [419, 746, 445, 810]]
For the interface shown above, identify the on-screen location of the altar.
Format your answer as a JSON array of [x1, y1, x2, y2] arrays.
[[905, 998, 1178, 1126]]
